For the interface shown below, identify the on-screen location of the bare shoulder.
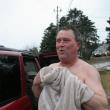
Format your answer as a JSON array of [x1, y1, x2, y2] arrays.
[[79, 59, 105, 91], [79, 59, 100, 78], [49, 62, 60, 68]]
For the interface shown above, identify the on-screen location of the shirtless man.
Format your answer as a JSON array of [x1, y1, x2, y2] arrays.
[[32, 25, 108, 110]]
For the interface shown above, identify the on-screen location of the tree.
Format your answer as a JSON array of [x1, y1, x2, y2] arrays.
[[40, 23, 57, 53], [29, 47, 39, 56], [40, 8, 99, 59], [106, 17, 110, 51], [23, 46, 39, 56], [59, 8, 99, 59]]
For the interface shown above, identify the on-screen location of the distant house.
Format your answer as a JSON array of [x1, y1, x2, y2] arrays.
[[92, 43, 110, 57]]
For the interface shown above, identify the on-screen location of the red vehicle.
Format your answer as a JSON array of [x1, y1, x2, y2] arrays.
[[0, 46, 40, 110], [38, 51, 59, 67]]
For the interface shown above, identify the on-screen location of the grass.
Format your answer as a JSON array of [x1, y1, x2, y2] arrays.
[[100, 70, 110, 93], [100, 70, 110, 107]]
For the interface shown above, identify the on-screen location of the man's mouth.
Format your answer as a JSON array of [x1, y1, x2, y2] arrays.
[[57, 48, 65, 54], [57, 48, 65, 51]]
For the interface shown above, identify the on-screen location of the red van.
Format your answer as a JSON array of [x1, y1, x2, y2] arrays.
[[0, 46, 40, 110]]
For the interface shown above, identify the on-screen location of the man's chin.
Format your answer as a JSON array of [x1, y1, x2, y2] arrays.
[[58, 55, 66, 60]]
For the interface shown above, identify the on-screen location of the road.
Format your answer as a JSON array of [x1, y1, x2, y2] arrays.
[[93, 61, 110, 70], [90, 56, 110, 70]]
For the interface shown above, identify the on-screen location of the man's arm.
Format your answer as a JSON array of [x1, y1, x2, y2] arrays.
[[83, 67, 108, 110], [83, 94, 108, 110], [32, 73, 42, 97]]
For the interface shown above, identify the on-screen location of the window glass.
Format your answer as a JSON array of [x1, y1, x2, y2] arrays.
[[23, 56, 38, 80], [0, 55, 21, 105], [23, 56, 38, 108]]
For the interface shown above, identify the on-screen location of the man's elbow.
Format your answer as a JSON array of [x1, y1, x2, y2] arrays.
[[99, 94, 108, 109], [86, 94, 109, 110], [102, 98, 108, 109]]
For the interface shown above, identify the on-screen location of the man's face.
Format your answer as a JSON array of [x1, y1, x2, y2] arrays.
[[56, 30, 80, 60]]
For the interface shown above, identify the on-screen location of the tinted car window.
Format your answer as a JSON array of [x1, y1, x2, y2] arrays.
[[0, 55, 21, 106], [23, 56, 39, 109], [23, 57, 38, 80]]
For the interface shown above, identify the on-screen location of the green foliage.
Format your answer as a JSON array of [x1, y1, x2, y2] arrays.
[[23, 46, 39, 56], [40, 8, 99, 59], [29, 47, 39, 56], [59, 8, 99, 59], [106, 17, 110, 51], [40, 23, 57, 53]]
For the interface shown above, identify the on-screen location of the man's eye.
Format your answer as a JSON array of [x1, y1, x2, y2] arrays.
[[56, 38, 70, 43], [56, 39, 60, 43], [63, 39, 70, 42]]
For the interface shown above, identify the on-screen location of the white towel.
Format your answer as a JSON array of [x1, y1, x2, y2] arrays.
[[38, 66, 94, 110]]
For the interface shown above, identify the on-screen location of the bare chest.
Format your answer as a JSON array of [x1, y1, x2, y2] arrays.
[[68, 67, 87, 83], [53, 62, 87, 83]]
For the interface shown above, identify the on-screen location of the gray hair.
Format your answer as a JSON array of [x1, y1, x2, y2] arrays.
[[58, 25, 81, 42]]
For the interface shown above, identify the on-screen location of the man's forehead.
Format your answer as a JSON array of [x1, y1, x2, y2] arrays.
[[56, 30, 75, 38], [58, 29, 73, 33]]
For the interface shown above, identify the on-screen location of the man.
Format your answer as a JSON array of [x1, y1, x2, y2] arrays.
[[32, 25, 108, 110]]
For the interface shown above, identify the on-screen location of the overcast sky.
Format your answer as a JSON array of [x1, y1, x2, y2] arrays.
[[0, 0, 110, 50]]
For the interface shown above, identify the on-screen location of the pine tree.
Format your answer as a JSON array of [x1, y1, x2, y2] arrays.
[[40, 23, 57, 53], [106, 17, 110, 51], [59, 8, 99, 59], [40, 8, 99, 59]]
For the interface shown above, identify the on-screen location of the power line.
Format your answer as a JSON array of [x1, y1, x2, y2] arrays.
[[68, 0, 74, 11], [54, 6, 62, 32]]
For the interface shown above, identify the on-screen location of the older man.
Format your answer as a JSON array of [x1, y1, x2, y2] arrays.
[[33, 25, 108, 110]]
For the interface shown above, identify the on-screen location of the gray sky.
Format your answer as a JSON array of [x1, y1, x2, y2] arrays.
[[0, 0, 110, 50]]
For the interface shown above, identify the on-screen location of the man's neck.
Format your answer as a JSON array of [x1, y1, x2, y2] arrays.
[[59, 57, 78, 68]]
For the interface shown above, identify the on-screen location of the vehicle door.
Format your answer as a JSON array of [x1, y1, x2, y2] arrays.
[[0, 55, 32, 110]]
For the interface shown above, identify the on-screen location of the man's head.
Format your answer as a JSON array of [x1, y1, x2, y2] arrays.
[[56, 25, 81, 62]]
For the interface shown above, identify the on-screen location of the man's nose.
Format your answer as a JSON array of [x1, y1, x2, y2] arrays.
[[59, 40, 65, 46]]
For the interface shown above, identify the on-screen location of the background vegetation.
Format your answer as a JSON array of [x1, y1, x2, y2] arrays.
[[25, 8, 110, 61], [40, 8, 99, 60], [100, 70, 110, 107]]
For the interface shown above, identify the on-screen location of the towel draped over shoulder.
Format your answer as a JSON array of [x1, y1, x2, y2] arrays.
[[38, 66, 94, 110]]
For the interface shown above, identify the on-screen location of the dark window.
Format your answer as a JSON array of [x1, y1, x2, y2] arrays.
[[0, 56, 21, 106], [23, 56, 39, 109], [23, 57, 38, 80]]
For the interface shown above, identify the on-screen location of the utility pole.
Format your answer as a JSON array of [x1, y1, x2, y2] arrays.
[[54, 5, 61, 32]]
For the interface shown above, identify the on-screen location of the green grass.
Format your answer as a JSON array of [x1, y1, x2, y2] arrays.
[[100, 70, 110, 92], [100, 70, 110, 106]]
